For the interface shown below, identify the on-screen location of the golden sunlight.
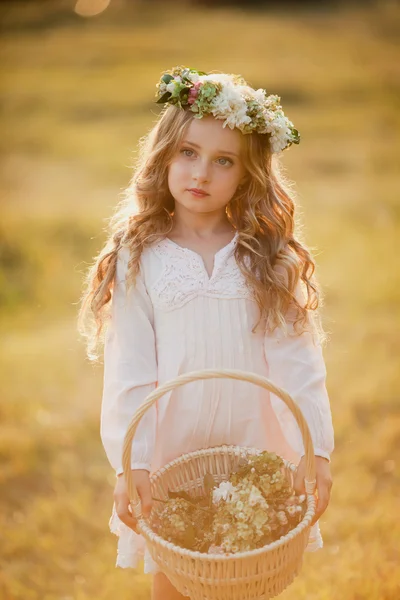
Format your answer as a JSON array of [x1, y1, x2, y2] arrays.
[[74, 0, 111, 17]]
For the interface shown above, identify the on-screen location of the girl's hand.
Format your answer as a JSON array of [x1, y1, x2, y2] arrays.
[[113, 469, 153, 534], [293, 455, 333, 526]]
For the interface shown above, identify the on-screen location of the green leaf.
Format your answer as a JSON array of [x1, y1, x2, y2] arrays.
[[179, 87, 190, 101], [161, 73, 174, 84], [168, 489, 192, 502], [291, 128, 301, 143], [191, 495, 205, 505], [156, 92, 171, 104], [187, 68, 207, 76], [204, 472, 216, 495], [197, 496, 211, 507], [198, 539, 210, 553], [182, 522, 196, 549], [181, 68, 193, 80]]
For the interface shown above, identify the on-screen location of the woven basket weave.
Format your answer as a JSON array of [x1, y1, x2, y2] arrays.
[[122, 368, 317, 600]]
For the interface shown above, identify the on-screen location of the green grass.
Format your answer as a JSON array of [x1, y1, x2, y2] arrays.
[[1, 1, 399, 598]]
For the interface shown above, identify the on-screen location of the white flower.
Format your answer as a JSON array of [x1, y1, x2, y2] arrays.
[[277, 511, 288, 525], [248, 485, 268, 508], [270, 132, 290, 154], [253, 509, 269, 529], [209, 81, 250, 132], [166, 81, 176, 94], [189, 72, 199, 83], [208, 544, 225, 555], [199, 73, 234, 86], [265, 112, 293, 153], [212, 481, 236, 504], [253, 88, 267, 103], [265, 94, 281, 109]]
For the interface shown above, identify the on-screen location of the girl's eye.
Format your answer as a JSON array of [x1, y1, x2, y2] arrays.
[[181, 148, 195, 158], [217, 157, 233, 167]]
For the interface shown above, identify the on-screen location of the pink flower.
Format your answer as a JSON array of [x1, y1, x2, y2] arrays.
[[188, 82, 201, 105]]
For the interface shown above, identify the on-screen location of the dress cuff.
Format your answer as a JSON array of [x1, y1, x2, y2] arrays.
[[301, 448, 331, 462], [116, 463, 152, 477]]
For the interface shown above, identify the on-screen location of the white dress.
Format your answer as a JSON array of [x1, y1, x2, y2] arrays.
[[101, 231, 335, 571]]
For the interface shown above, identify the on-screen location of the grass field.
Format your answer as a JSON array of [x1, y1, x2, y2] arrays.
[[1, 1, 399, 598]]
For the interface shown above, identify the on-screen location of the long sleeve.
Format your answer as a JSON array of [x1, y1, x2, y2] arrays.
[[263, 283, 334, 461], [100, 247, 158, 476]]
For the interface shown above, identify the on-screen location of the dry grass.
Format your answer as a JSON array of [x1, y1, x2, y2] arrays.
[[1, 1, 399, 598]]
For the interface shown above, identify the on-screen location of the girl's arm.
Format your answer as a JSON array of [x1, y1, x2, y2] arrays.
[[263, 282, 334, 461], [101, 247, 157, 476]]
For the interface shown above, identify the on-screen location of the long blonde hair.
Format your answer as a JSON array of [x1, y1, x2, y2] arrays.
[[78, 104, 327, 360]]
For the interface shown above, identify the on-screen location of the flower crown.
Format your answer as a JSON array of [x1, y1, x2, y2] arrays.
[[155, 66, 300, 154]]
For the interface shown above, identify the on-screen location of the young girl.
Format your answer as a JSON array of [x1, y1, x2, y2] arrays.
[[79, 66, 334, 600]]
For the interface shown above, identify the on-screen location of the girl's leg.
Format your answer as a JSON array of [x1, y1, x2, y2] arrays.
[[151, 572, 190, 600]]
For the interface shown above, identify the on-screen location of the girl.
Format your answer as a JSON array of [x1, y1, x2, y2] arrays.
[[79, 66, 334, 600]]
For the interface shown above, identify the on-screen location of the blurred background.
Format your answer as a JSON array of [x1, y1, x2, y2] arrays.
[[1, 1, 399, 598]]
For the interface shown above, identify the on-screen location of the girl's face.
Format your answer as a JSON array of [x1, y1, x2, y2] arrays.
[[167, 115, 246, 216]]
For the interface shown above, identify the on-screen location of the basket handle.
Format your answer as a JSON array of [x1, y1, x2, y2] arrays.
[[122, 368, 316, 515]]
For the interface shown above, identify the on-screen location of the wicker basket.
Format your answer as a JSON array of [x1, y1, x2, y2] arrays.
[[122, 368, 317, 600]]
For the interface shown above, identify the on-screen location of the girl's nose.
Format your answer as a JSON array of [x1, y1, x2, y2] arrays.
[[192, 160, 210, 184]]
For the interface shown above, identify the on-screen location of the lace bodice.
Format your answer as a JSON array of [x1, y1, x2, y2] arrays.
[[148, 231, 252, 311]]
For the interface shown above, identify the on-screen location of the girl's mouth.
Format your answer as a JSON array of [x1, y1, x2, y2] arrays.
[[187, 188, 210, 198]]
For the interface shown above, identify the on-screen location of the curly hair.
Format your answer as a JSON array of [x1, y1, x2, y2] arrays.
[[78, 104, 328, 361]]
